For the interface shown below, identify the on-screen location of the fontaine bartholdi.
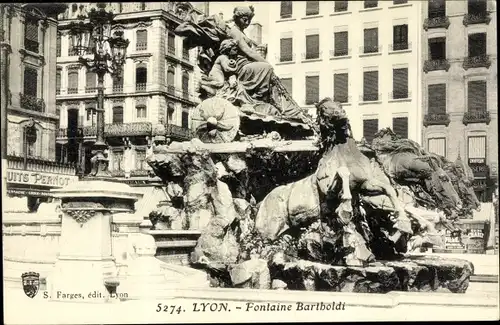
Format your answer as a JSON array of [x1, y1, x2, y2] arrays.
[[138, 4, 482, 294]]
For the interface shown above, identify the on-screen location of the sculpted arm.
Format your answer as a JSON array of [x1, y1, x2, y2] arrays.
[[227, 27, 266, 63]]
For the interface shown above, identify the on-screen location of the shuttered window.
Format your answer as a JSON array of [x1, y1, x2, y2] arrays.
[[363, 71, 378, 101], [182, 71, 189, 99], [468, 81, 487, 112], [305, 75, 319, 105], [167, 32, 176, 54], [136, 66, 147, 91], [393, 68, 408, 99], [334, 31, 348, 56], [428, 84, 446, 113], [306, 1, 319, 15], [393, 24, 408, 51], [364, 0, 378, 9], [136, 30, 148, 51], [113, 69, 124, 93], [429, 37, 446, 60], [428, 0, 446, 19], [86, 102, 96, 125], [334, 73, 348, 103], [68, 69, 79, 94], [167, 66, 175, 92], [56, 34, 61, 56], [468, 0, 487, 15], [86, 71, 97, 92], [281, 77, 293, 96], [113, 106, 124, 124], [428, 138, 446, 157], [305, 34, 319, 59], [363, 28, 378, 53], [56, 69, 61, 94], [363, 119, 379, 143], [280, 38, 293, 62], [24, 17, 39, 53], [392, 117, 408, 139], [334, 1, 348, 12], [23, 67, 38, 97], [136, 105, 147, 118], [280, 1, 293, 18], [468, 136, 486, 162], [182, 111, 189, 128], [468, 33, 486, 57]]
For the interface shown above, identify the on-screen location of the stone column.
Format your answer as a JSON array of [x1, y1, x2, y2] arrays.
[[49, 180, 143, 302]]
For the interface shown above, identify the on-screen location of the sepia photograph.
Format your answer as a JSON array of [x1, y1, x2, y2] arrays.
[[1, 1, 498, 323]]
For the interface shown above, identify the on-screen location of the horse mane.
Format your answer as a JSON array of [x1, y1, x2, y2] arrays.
[[315, 98, 352, 153], [372, 128, 423, 156]]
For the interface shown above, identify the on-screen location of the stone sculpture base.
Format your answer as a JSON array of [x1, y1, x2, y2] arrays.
[[200, 255, 473, 294]]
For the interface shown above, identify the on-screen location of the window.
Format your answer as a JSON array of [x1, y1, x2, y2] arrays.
[[141, 2, 146, 11], [280, 1, 293, 18], [112, 106, 124, 124], [136, 66, 147, 91], [56, 69, 61, 95], [468, 0, 487, 15], [85, 71, 97, 93], [113, 69, 124, 93], [363, 28, 378, 53], [113, 151, 124, 171], [428, 138, 446, 157], [56, 34, 61, 56], [167, 66, 175, 93], [468, 136, 486, 164], [363, 71, 378, 101], [280, 37, 293, 62], [468, 33, 486, 57], [364, 1, 378, 9], [182, 111, 189, 128], [393, 0, 408, 4], [392, 68, 408, 99], [182, 71, 189, 99], [428, 0, 446, 19], [281, 77, 292, 96], [86, 103, 96, 125], [306, 1, 319, 16], [468, 80, 487, 112], [24, 17, 39, 53], [393, 24, 408, 51], [135, 150, 148, 170], [67, 68, 79, 94], [428, 84, 446, 113], [24, 125, 37, 157], [392, 117, 408, 139], [334, 1, 348, 12], [363, 119, 379, 143], [136, 105, 147, 118], [305, 34, 319, 59], [167, 32, 176, 55], [305, 75, 319, 105], [334, 31, 348, 56], [333, 73, 348, 103], [428, 37, 446, 60], [87, 33, 95, 54], [23, 67, 38, 97], [136, 30, 147, 51], [182, 39, 190, 60]]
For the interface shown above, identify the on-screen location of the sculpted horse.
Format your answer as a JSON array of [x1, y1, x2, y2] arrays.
[[254, 98, 412, 246], [371, 128, 463, 214]]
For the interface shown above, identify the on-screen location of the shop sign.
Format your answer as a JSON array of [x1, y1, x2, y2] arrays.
[[5, 169, 78, 188]]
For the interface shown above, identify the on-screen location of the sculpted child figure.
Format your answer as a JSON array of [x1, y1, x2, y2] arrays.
[[200, 39, 239, 95]]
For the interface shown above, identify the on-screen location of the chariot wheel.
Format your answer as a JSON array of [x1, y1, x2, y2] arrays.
[[190, 97, 241, 143]]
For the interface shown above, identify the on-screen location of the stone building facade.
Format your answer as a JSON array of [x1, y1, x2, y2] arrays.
[[421, 0, 497, 201], [55, 2, 203, 179]]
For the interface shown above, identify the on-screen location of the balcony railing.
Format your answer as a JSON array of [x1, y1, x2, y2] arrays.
[[136, 83, 147, 92], [389, 42, 411, 52], [360, 93, 381, 102], [330, 48, 351, 57], [113, 85, 123, 93], [136, 42, 148, 51], [463, 55, 491, 70], [67, 87, 78, 94], [19, 93, 45, 112], [423, 16, 450, 30], [165, 124, 193, 141], [85, 87, 97, 93], [423, 113, 450, 127], [7, 154, 76, 176], [276, 53, 296, 62], [463, 12, 491, 26], [57, 122, 154, 139], [423, 59, 450, 73], [56, 88, 61, 95], [360, 45, 381, 54], [389, 90, 411, 100], [302, 51, 322, 60], [463, 110, 491, 125], [167, 46, 176, 55]]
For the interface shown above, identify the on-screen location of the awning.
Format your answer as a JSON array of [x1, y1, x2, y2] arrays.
[[241, 113, 312, 131]]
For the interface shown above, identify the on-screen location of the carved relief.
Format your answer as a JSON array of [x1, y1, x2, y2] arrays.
[[65, 209, 97, 227]]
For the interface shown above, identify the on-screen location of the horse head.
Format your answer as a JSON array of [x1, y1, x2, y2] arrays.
[[315, 97, 351, 147], [421, 155, 463, 213], [373, 128, 398, 142], [448, 158, 481, 212]]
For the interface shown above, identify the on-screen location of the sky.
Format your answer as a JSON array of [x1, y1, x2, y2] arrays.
[[206, 1, 270, 43]]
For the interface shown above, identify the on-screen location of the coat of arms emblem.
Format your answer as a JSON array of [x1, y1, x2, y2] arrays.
[[21, 272, 40, 298]]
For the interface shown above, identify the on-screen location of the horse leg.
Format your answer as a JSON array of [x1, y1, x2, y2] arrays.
[[336, 166, 352, 201]]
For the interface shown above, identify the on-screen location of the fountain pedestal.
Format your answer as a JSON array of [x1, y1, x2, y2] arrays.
[[48, 181, 143, 302]]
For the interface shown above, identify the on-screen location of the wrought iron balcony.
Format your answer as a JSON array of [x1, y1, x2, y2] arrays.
[[302, 51, 322, 60], [130, 169, 151, 177], [360, 45, 381, 54], [463, 55, 491, 70], [423, 16, 450, 30], [67, 87, 78, 94], [112, 85, 123, 93], [7, 154, 76, 175], [136, 83, 147, 92], [19, 93, 46, 112], [165, 124, 194, 141], [389, 42, 411, 52], [276, 53, 296, 63], [136, 42, 148, 51], [330, 48, 351, 57], [57, 122, 154, 139], [389, 90, 411, 100], [360, 93, 382, 102], [423, 113, 450, 127], [463, 12, 491, 26], [423, 59, 450, 73], [85, 87, 97, 93], [462, 110, 491, 125]]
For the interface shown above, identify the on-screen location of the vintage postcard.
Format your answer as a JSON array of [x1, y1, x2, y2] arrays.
[[2, 1, 499, 324]]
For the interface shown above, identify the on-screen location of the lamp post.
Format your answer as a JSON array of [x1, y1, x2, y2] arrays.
[[69, 3, 128, 178]]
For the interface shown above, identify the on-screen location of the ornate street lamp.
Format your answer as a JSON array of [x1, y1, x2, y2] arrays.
[[69, 3, 129, 178]]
